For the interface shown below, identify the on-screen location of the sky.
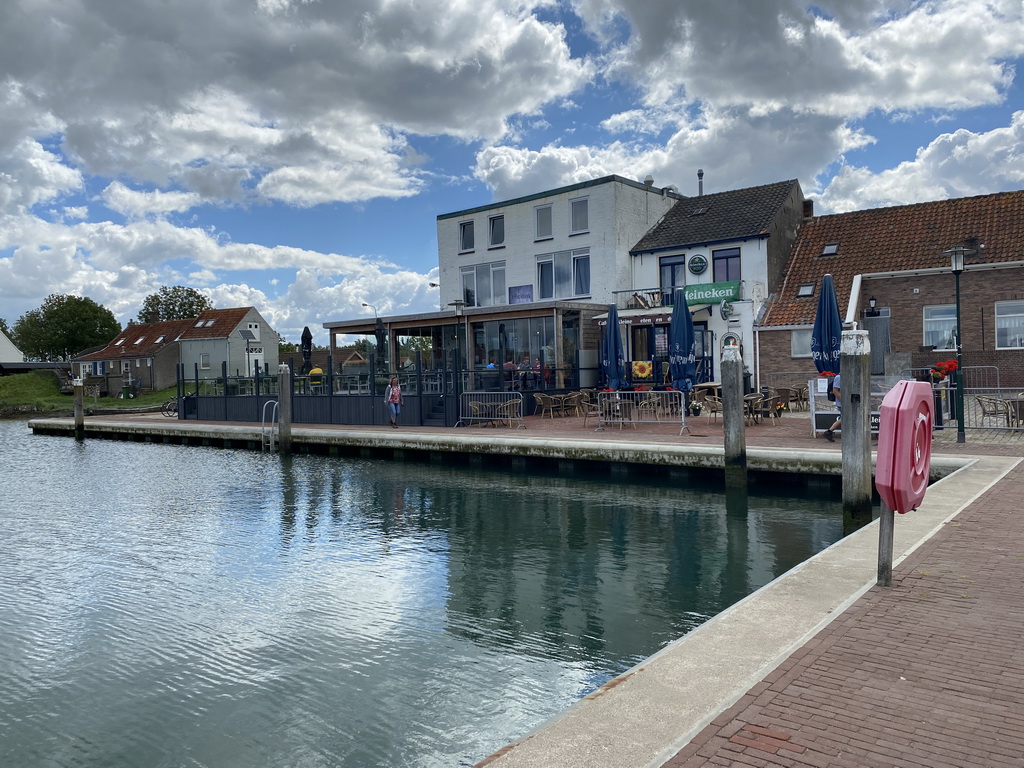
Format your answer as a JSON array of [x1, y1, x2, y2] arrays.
[[2, 0, 1023, 347]]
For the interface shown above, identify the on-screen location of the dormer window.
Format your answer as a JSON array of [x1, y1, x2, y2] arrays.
[[821, 242, 839, 256], [797, 283, 815, 297]]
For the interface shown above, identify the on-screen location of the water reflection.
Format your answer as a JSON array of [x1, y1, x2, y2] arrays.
[[0, 420, 847, 768]]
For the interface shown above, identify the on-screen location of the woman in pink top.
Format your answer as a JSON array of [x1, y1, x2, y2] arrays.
[[384, 376, 403, 428]]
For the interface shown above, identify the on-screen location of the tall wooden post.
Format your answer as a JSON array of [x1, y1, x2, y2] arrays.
[[73, 379, 85, 442], [721, 345, 747, 493], [841, 330, 872, 518]]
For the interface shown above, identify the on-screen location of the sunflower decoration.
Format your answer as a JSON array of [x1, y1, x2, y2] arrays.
[[631, 360, 654, 379]]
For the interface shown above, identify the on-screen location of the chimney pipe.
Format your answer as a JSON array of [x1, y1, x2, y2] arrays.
[[802, 199, 814, 219], [697, 168, 704, 196]]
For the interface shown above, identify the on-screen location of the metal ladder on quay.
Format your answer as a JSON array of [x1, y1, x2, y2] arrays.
[[261, 400, 279, 452]]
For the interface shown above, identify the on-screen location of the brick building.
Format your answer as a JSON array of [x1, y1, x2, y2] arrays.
[[758, 190, 1024, 391]]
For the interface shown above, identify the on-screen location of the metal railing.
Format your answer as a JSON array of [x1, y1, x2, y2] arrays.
[[456, 391, 526, 429], [595, 390, 687, 434]]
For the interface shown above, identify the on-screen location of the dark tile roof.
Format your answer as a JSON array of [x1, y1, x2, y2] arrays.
[[177, 307, 254, 340], [631, 179, 801, 253], [77, 318, 194, 361], [763, 189, 1024, 327]]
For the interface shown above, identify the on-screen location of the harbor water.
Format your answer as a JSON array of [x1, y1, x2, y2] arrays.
[[0, 418, 848, 767]]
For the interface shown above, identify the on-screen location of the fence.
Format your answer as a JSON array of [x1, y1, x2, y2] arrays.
[[595, 390, 687, 434], [456, 391, 526, 429]]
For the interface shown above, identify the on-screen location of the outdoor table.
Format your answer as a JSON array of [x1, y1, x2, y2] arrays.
[[693, 382, 722, 399]]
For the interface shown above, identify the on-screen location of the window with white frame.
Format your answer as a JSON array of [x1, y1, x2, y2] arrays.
[[924, 305, 956, 350], [459, 221, 475, 252], [995, 300, 1024, 349], [200, 352, 211, 369], [488, 215, 504, 247], [537, 248, 590, 299], [791, 329, 812, 357], [461, 262, 507, 307], [535, 205, 552, 240], [569, 197, 588, 234]]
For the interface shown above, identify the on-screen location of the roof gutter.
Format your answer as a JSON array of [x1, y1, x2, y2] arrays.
[[630, 232, 770, 257]]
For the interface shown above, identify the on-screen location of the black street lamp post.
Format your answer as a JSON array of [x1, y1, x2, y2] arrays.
[[943, 243, 978, 444]]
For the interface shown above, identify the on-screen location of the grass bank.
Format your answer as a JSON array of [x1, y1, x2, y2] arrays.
[[0, 372, 176, 417]]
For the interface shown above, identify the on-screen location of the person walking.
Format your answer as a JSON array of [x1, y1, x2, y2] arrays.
[[384, 375, 403, 428], [823, 373, 841, 442]]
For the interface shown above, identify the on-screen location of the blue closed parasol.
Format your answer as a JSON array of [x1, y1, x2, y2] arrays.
[[668, 289, 696, 391], [810, 274, 842, 374], [601, 304, 626, 390]]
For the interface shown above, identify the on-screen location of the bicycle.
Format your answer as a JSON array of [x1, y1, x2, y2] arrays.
[[161, 399, 178, 417]]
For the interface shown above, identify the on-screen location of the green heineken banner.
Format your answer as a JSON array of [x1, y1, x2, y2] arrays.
[[685, 281, 740, 306]]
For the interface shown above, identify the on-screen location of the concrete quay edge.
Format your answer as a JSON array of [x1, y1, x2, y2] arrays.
[[478, 453, 1021, 768], [26, 415, 969, 478]]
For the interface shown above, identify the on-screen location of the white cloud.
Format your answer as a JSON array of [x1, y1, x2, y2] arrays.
[[101, 181, 202, 218], [818, 110, 1024, 212]]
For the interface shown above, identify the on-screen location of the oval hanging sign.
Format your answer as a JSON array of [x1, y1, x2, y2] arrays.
[[687, 254, 708, 274], [720, 300, 734, 320]]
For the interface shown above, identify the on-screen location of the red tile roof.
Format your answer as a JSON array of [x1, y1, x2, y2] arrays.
[[176, 307, 254, 340], [764, 189, 1024, 327], [77, 318, 194, 361], [76, 307, 259, 360]]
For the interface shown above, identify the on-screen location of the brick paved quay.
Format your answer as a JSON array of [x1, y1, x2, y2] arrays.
[[30, 409, 1024, 767]]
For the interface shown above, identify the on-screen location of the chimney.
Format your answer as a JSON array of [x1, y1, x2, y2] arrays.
[[697, 168, 704, 196], [803, 199, 814, 219]]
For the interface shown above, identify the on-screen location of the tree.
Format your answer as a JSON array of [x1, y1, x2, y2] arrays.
[[0, 317, 10, 337], [13, 294, 121, 360], [137, 285, 214, 323]]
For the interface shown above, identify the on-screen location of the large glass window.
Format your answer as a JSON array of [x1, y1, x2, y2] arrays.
[[489, 215, 504, 247], [473, 316, 556, 370], [461, 262, 506, 307], [570, 197, 588, 234], [995, 300, 1024, 349], [537, 248, 590, 299], [459, 221, 474, 252], [924, 305, 956, 350], [535, 205, 552, 240], [712, 247, 741, 283]]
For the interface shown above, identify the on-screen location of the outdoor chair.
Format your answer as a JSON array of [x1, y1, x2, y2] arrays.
[[760, 395, 781, 426], [976, 396, 1011, 427], [743, 393, 763, 425], [533, 393, 557, 419], [581, 394, 601, 427], [468, 401, 496, 427], [703, 395, 723, 423], [495, 399, 522, 427], [560, 392, 583, 417], [635, 393, 661, 421]]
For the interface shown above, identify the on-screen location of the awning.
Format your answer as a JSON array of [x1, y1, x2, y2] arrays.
[[595, 304, 710, 325]]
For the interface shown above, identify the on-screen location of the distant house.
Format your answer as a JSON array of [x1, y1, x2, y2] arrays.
[[74, 307, 279, 394], [758, 189, 1024, 389]]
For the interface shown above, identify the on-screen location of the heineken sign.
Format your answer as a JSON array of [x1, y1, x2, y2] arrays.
[[685, 281, 740, 306]]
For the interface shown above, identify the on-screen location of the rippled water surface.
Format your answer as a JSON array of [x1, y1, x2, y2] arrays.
[[0, 419, 846, 767]]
